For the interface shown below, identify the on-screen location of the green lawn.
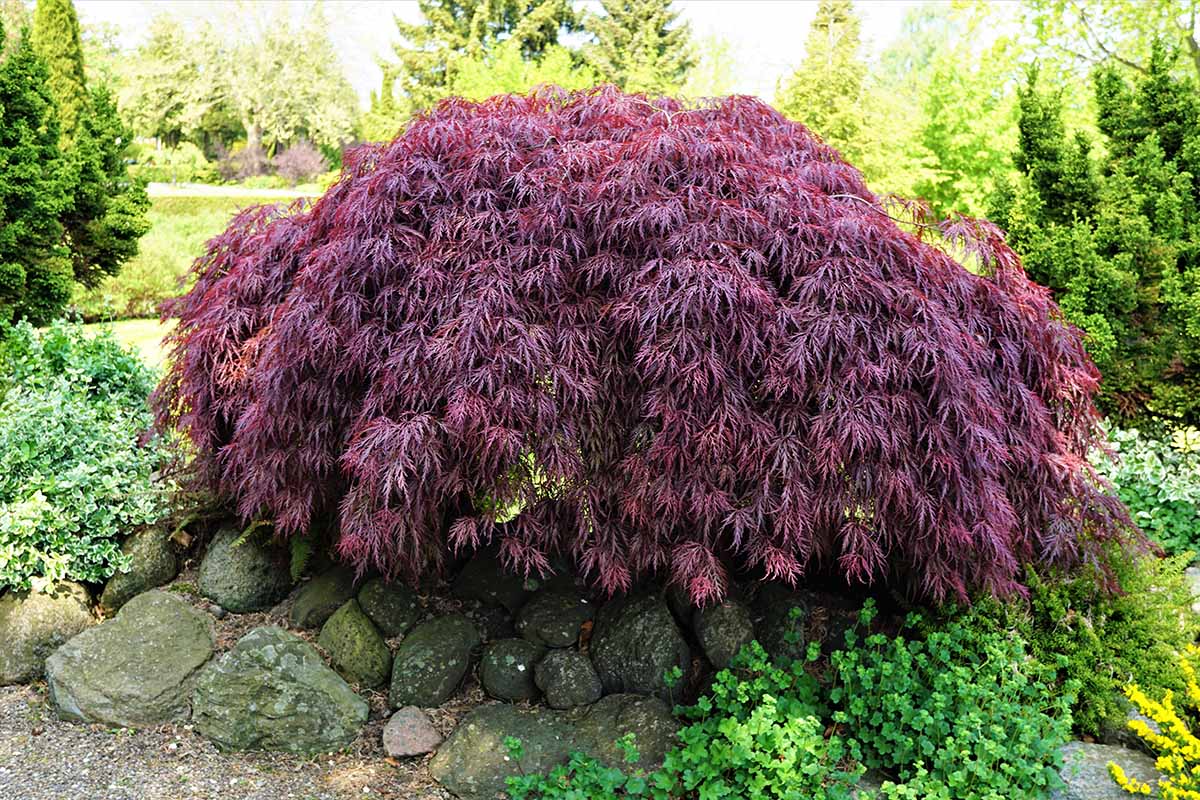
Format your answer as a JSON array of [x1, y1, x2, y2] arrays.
[[83, 318, 175, 369], [72, 192, 309, 322]]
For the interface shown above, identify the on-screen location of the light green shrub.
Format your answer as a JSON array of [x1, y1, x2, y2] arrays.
[[0, 320, 172, 591]]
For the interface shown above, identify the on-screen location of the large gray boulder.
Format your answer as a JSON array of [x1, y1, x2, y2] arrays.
[[430, 694, 678, 800], [358, 577, 421, 638], [198, 527, 291, 613], [516, 590, 595, 648], [45, 590, 213, 727], [1052, 741, 1161, 800], [290, 566, 357, 629], [318, 599, 392, 688], [590, 594, 690, 700], [193, 626, 368, 754], [693, 598, 754, 670], [98, 528, 178, 615], [0, 581, 94, 685], [389, 614, 481, 708]]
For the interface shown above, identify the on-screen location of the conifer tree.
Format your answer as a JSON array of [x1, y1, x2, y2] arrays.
[[776, 0, 866, 160], [31, 0, 87, 140], [582, 0, 694, 95], [385, 0, 577, 116], [0, 21, 73, 324]]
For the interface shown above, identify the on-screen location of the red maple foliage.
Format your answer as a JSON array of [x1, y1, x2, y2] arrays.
[[156, 87, 1133, 604]]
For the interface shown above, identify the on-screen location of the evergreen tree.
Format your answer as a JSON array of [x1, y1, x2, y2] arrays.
[[385, 0, 577, 117], [776, 0, 866, 160], [583, 0, 694, 94], [990, 43, 1200, 422], [31, 0, 87, 140], [0, 21, 73, 324]]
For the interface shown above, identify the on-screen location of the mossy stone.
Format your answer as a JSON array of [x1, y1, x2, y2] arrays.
[[318, 599, 392, 688]]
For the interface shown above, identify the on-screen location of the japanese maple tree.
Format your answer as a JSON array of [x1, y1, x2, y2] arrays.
[[156, 87, 1133, 604]]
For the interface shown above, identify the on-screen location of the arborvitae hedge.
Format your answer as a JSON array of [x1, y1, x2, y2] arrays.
[[157, 88, 1132, 604]]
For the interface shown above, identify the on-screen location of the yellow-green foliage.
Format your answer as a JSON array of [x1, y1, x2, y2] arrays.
[[1110, 647, 1200, 799]]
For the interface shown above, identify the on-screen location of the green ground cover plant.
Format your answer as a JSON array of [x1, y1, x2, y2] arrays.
[[0, 319, 171, 591]]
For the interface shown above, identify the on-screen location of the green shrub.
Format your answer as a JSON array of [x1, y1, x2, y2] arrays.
[[952, 547, 1200, 739], [128, 142, 218, 184], [1092, 425, 1200, 555], [0, 320, 171, 591], [832, 601, 1075, 800]]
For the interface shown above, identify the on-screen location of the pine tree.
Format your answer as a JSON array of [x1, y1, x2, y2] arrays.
[[0, 21, 73, 324], [31, 0, 87, 140], [775, 0, 866, 160], [583, 0, 694, 95], [386, 0, 577, 115]]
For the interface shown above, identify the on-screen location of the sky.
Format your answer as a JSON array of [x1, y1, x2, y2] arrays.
[[75, 0, 930, 105]]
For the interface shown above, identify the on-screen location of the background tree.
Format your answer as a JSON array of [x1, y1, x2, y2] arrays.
[[383, 0, 577, 117], [31, 0, 88, 140], [989, 44, 1200, 422], [681, 35, 736, 98], [776, 0, 867, 164], [449, 38, 596, 100], [583, 0, 694, 94], [0, 22, 73, 324]]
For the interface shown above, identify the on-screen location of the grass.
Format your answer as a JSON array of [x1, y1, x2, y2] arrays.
[[71, 192, 309, 322], [82, 318, 174, 369]]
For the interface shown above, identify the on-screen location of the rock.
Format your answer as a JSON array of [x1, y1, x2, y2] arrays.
[[571, 693, 680, 771], [534, 649, 602, 709], [98, 529, 178, 614], [516, 590, 595, 648], [429, 704, 574, 800], [430, 694, 679, 800], [0, 581, 94, 685], [1187, 566, 1200, 614], [1053, 741, 1161, 800], [290, 567, 357, 629], [480, 639, 545, 702], [198, 527, 291, 613], [1098, 700, 1161, 753], [452, 551, 529, 614], [854, 770, 886, 798], [694, 598, 754, 670], [389, 614, 481, 708], [358, 577, 421, 638], [193, 626, 368, 754], [318, 599, 392, 688], [383, 706, 443, 758], [46, 591, 213, 727], [751, 584, 811, 663], [472, 604, 516, 642], [590, 594, 690, 700]]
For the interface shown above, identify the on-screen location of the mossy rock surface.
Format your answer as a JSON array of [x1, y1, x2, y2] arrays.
[[198, 527, 291, 613], [291, 567, 357, 629], [193, 625, 368, 754], [357, 577, 421, 638], [533, 648, 602, 709], [318, 599, 392, 688], [451, 551, 530, 614], [46, 590, 213, 727], [694, 598, 754, 670], [480, 638, 544, 702], [516, 590, 594, 648], [99, 528, 178, 615], [591, 594, 689, 700], [0, 581, 94, 685], [1052, 742, 1160, 800], [388, 614, 481, 708]]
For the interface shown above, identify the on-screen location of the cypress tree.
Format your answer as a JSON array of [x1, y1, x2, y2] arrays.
[[583, 0, 694, 94], [0, 21, 73, 324], [31, 0, 87, 140], [775, 0, 867, 161]]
